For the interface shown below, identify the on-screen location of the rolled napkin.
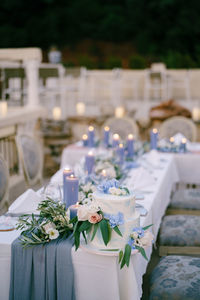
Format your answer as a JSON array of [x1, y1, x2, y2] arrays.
[[8, 189, 41, 215], [125, 166, 156, 191]]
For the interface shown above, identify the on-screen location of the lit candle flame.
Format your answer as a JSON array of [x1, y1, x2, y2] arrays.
[[170, 137, 174, 143], [104, 126, 110, 131], [128, 134, 134, 140], [88, 126, 94, 131], [82, 134, 88, 140], [119, 143, 123, 148], [113, 133, 120, 140], [152, 128, 158, 134], [102, 169, 107, 177], [182, 138, 187, 144], [88, 151, 94, 156]]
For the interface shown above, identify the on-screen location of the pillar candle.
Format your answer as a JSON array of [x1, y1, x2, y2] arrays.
[[103, 126, 110, 147], [117, 143, 125, 165], [69, 203, 80, 219], [150, 128, 158, 150], [180, 138, 187, 152], [85, 151, 95, 174], [82, 134, 88, 146], [127, 134, 134, 158], [112, 133, 120, 148], [0, 101, 8, 117], [169, 137, 174, 145], [88, 126, 95, 147], [64, 175, 79, 208], [63, 168, 74, 204]]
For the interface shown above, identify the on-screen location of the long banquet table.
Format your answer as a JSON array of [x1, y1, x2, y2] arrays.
[[1, 151, 200, 300]]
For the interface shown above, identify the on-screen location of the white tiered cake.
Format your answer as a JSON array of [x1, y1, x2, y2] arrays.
[[88, 191, 140, 250]]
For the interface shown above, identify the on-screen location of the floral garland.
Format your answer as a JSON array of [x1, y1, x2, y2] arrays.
[[17, 198, 73, 247]]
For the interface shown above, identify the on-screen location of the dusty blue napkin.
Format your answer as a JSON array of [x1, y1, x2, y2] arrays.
[[9, 236, 75, 300]]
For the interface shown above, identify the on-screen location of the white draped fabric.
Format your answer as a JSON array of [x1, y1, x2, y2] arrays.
[[1, 151, 200, 300]]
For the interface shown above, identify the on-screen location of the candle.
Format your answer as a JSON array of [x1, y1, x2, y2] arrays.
[[63, 168, 74, 205], [69, 202, 80, 219], [112, 133, 120, 148], [150, 128, 158, 150], [103, 126, 110, 147], [170, 137, 174, 145], [127, 134, 134, 158], [0, 101, 8, 117], [85, 151, 95, 174], [192, 108, 200, 122], [117, 143, 125, 165], [52, 106, 61, 120], [180, 138, 187, 152], [115, 106, 125, 118], [101, 169, 107, 177], [64, 175, 79, 208], [88, 126, 95, 147], [82, 134, 88, 146], [76, 102, 85, 116]]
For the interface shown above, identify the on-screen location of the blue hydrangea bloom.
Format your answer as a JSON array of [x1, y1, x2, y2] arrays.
[[132, 227, 145, 238], [104, 212, 124, 228], [128, 238, 136, 250], [98, 179, 119, 193]]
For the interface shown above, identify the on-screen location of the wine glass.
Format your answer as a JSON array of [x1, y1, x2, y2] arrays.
[[41, 182, 62, 202]]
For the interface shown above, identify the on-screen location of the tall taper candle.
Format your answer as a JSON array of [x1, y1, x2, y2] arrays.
[[180, 138, 187, 152], [63, 168, 74, 204], [127, 134, 134, 158], [117, 143, 125, 165], [150, 128, 158, 150], [88, 126, 95, 147], [112, 133, 120, 148], [82, 134, 88, 146], [64, 175, 79, 208], [103, 126, 110, 147], [85, 151, 95, 174]]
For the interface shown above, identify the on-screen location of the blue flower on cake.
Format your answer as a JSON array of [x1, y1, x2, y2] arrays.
[[104, 212, 124, 228], [98, 179, 119, 193], [128, 227, 154, 250]]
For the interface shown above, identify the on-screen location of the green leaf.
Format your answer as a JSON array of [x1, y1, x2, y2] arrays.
[[79, 221, 91, 232], [82, 231, 87, 244], [118, 250, 123, 263], [136, 246, 148, 260], [74, 232, 80, 250], [142, 224, 153, 231], [124, 244, 132, 267], [91, 223, 99, 241], [100, 219, 110, 246], [113, 226, 122, 237], [31, 233, 42, 242]]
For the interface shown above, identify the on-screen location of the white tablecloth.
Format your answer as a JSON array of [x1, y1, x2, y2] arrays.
[[1, 152, 200, 300]]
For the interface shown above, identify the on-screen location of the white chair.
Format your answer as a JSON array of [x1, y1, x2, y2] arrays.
[[144, 63, 168, 101], [103, 117, 139, 140], [0, 154, 9, 211], [16, 135, 43, 186], [159, 116, 197, 141]]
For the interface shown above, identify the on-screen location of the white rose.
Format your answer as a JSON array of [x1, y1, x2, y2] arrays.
[[108, 187, 118, 195], [77, 205, 90, 221], [43, 222, 56, 233], [140, 231, 154, 247], [87, 203, 99, 214], [88, 193, 93, 199], [82, 183, 92, 192], [47, 228, 59, 240]]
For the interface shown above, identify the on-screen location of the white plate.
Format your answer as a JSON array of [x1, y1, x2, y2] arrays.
[[80, 241, 138, 256]]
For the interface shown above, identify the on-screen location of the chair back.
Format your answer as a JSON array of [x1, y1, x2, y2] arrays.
[[159, 116, 197, 141], [0, 154, 9, 209], [103, 117, 139, 140], [16, 134, 43, 186]]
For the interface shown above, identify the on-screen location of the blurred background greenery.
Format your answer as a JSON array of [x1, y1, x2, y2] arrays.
[[1, 0, 200, 69]]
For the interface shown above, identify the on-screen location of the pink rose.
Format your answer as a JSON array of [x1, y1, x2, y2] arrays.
[[88, 213, 102, 224]]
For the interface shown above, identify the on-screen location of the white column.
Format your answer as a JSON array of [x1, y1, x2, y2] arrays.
[[24, 59, 40, 107]]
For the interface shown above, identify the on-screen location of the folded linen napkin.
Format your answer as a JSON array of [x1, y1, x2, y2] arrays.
[[8, 189, 41, 215], [125, 166, 156, 191]]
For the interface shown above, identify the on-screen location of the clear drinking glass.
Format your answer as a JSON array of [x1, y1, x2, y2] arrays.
[[41, 182, 62, 202]]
